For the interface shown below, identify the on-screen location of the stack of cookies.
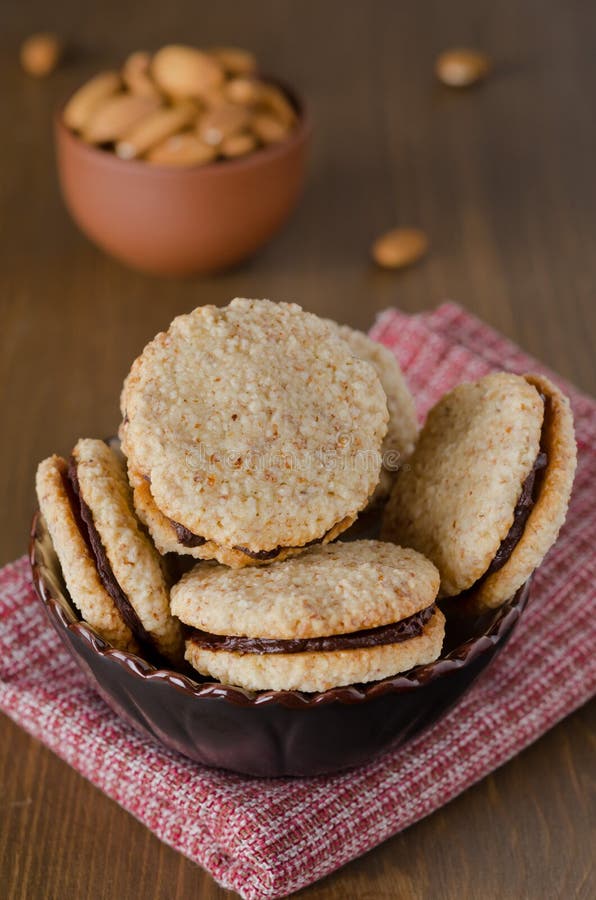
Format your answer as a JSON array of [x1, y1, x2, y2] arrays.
[[35, 298, 576, 692]]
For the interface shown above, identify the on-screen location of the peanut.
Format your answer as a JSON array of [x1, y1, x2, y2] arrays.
[[371, 228, 429, 270], [122, 51, 161, 99], [435, 48, 491, 88], [200, 86, 229, 109], [83, 94, 161, 144], [209, 46, 257, 77], [63, 44, 299, 166], [225, 76, 265, 106], [251, 113, 290, 144], [147, 133, 217, 166], [259, 84, 297, 127], [152, 45, 225, 99], [220, 131, 257, 159], [63, 71, 121, 132], [197, 103, 251, 146], [20, 33, 62, 77], [116, 102, 197, 159]]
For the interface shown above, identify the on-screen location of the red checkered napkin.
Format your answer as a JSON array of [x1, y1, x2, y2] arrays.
[[1, 304, 595, 899]]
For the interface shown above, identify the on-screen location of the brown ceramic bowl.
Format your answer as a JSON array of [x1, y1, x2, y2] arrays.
[[30, 511, 531, 777], [54, 85, 311, 276]]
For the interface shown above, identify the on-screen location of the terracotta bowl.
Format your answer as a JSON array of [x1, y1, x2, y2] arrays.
[[54, 87, 311, 276], [30, 512, 530, 777]]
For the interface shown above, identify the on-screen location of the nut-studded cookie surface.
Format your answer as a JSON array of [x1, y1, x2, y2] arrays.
[[328, 321, 418, 498], [382, 372, 545, 596], [121, 299, 388, 553], [467, 373, 576, 611], [72, 439, 183, 662], [35, 455, 137, 651], [130, 469, 354, 566]]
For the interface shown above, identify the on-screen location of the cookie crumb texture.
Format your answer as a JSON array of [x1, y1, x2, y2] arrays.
[[328, 321, 418, 498], [469, 373, 577, 611], [132, 472, 355, 565], [383, 372, 544, 596], [73, 439, 183, 661], [35, 455, 137, 651], [121, 299, 388, 551]]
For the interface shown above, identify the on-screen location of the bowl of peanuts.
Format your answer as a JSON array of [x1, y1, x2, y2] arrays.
[[55, 45, 311, 276]]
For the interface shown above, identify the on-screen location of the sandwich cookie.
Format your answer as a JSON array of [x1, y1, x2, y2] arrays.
[[120, 299, 389, 566], [382, 372, 576, 611], [171, 540, 444, 692], [326, 320, 418, 500], [36, 439, 183, 662], [130, 468, 354, 566], [36, 454, 137, 653]]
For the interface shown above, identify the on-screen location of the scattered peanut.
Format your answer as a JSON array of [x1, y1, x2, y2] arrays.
[[209, 46, 257, 77], [122, 51, 162, 99], [147, 133, 217, 166], [63, 44, 300, 166], [435, 48, 491, 88], [152, 45, 225, 99], [20, 32, 62, 77], [83, 94, 161, 144], [371, 228, 429, 270], [63, 71, 121, 132]]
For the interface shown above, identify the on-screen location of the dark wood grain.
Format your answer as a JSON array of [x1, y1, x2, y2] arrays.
[[0, 0, 594, 897]]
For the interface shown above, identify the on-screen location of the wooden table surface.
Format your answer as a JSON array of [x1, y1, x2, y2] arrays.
[[1, 1, 594, 897]]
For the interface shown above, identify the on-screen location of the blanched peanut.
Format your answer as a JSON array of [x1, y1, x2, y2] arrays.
[[220, 131, 258, 159], [209, 46, 257, 77], [225, 77, 265, 106], [259, 84, 297, 127], [122, 51, 161, 99], [147, 132, 217, 166], [198, 103, 251, 146], [116, 102, 197, 159], [63, 71, 121, 132], [83, 94, 161, 144], [252, 113, 290, 144], [152, 45, 225, 99]]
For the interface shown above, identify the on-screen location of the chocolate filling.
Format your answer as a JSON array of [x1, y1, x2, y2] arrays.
[[169, 517, 328, 559], [170, 520, 207, 548], [66, 459, 152, 648], [189, 604, 436, 654], [483, 450, 548, 577], [233, 535, 325, 560]]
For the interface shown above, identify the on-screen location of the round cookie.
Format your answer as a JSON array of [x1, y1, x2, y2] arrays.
[[35, 455, 137, 652], [382, 372, 576, 608], [120, 299, 388, 559], [468, 374, 576, 611], [326, 320, 418, 500], [184, 615, 444, 693], [130, 468, 354, 567], [171, 540, 444, 692], [72, 439, 184, 662]]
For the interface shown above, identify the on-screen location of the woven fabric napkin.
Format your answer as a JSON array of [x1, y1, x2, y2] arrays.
[[1, 303, 595, 899]]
